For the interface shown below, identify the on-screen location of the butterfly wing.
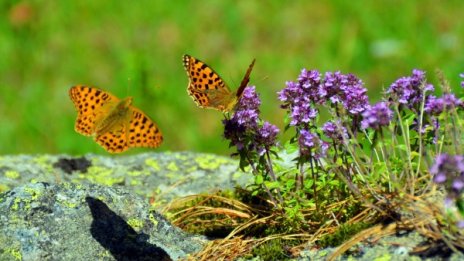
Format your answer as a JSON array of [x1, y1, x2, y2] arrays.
[[93, 105, 162, 153], [235, 58, 256, 100], [127, 106, 163, 149], [69, 85, 119, 136], [94, 127, 128, 153], [222, 58, 256, 112], [183, 54, 234, 111]]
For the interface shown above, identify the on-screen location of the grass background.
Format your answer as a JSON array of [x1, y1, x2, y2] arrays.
[[1, 0, 463, 155]]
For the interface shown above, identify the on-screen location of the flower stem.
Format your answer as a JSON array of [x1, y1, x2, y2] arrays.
[[245, 152, 279, 207], [265, 150, 284, 206]]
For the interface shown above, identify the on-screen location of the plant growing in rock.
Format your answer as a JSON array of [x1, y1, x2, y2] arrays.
[[166, 68, 464, 259]]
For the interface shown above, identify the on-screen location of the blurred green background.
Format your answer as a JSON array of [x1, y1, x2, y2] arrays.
[[1, 0, 463, 155]]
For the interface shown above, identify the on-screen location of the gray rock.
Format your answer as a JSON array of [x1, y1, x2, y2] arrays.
[[0, 152, 252, 206], [0, 182, 207, 261]]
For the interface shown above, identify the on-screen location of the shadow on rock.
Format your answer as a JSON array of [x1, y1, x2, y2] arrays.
[[86, 197, 171, 261]]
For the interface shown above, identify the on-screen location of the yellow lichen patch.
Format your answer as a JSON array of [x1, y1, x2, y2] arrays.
[[145, 158, 161, 171], [11, 196, 32, 212], [195, 155, 229, 170], [80, 166, 124, 186], [166, 162, 179, 172], [149, 212, 158, 227], [63, 182, 83, 191], [174, 153, 188, 161], [5, 247, 22, 260], [33, 156, 54, 173], [24, 187, 42, 201], [0, 184, 11, 193], [4, 170, 20, 179], [127, 170, 149, 177], [11, 198, 21, 211], [96, 195, 107, 202], [127, 218, 144, 232], [186, 165, 198, 172], [97, 250, 113, 259], [56, 194, 78, 209]]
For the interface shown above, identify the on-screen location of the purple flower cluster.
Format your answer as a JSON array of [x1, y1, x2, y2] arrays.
[[279, 69, 370, 160], [425, 94, 462, 115], [322, 72, 369, 115], [298, 129, 328, 159], [387, 69, 434, 108], [278, 69, 321, 126], [361, 102, 393, 130], [322, 120, 348, 143], [233, 86, 261, 128], [255, 122, 280, 155], [223, 86, 279, 156], [430, 154, 464, 199], [278, 69, 370, 127]]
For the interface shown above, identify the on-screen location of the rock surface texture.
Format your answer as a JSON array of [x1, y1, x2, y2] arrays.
[[0, 152, 251, 260], [0, 182, 205, 261]]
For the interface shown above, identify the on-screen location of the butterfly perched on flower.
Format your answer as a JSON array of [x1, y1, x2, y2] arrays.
[[183, 54, 256, 113], [69, 85, 163, 153]]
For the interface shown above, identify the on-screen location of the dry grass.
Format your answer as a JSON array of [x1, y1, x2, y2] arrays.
[[161, 185, 463, 260]]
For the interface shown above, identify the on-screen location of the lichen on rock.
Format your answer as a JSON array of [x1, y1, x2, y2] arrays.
[[0, 182, 206, 260]]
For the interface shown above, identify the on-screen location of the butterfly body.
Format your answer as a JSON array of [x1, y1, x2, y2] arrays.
[[93, 97, 132, 140], [183, 54, 255, 112], [69, 85, 162, 153]]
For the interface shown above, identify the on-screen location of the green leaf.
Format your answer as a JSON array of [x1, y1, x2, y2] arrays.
[[286, 179, 296, 189], [265, 181, 281, 189], [304, 179, 314, 190]]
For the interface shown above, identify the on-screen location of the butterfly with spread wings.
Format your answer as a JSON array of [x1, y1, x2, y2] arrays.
[[69, 85, 163, 153], [183, 54, 256, 113]]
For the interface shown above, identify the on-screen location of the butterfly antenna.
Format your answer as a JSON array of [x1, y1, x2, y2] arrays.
[[126, 77, 132, 96], [236, 58, 256, 98]]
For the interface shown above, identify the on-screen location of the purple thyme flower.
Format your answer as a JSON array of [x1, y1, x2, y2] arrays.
[[361, 102, 393, 130], [289, 102, 318, 126], [298, 69, 324, 104], [232, 86, 260, 128], [342, 74, 369, 115], [279, 69, 369, 128], [255, 121, 280, 156], [278, 70, 320, 126], [387, 69, 434, 108], [322, 120, 348, 143], [322, 72, 369, 115], [430, 154, 464, 199], [298, 129, 327, 159], [442, 93, 463, 109], [224, 86, 279, 155], [233, 109, 259, 128], [223, 118, 246, 150], [424, 96, 444, 115], [299, 129, 317, 148], [238, 86, 261, 111], [425, 94, 462, 115]]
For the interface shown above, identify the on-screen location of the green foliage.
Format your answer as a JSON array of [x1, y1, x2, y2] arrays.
[[318, 222, 371, 247], [250, 239, 296, 261]]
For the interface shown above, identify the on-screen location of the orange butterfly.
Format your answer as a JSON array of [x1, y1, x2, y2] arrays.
[[69, 85, 163, 153], [183, 54, 256, 112]]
